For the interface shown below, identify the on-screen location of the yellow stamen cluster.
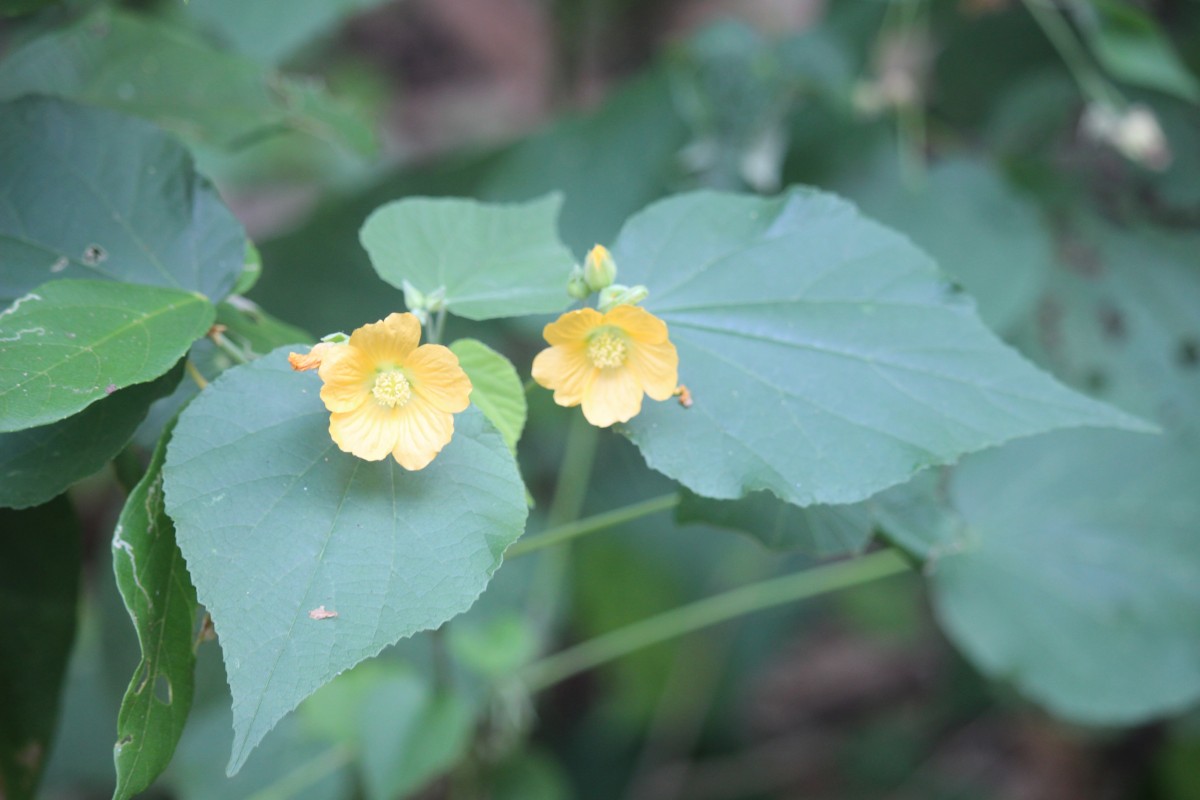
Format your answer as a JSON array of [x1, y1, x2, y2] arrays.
[[587, 331, 628, 369], [371, 371, 412, 407]]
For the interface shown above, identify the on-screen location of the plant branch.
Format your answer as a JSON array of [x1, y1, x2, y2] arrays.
[[507, 493, 681, 558], [519, 548, 912, 692]]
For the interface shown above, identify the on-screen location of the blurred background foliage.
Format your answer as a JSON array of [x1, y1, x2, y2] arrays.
[[3, 0, 1200, 797]]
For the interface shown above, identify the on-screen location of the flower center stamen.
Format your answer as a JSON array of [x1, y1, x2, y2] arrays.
[[588, 331, 628, 369], [372, 370, 413, 407]]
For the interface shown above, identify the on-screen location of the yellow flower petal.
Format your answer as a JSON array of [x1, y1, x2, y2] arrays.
[[582, 367, 643, 427], [328, 401, 400, 461], [628, 338, 679, 401], [406, 344, 472, 413], [348, 312, 421, 366], [543, 307, 603, 346], [605, 304, 669, 344], [317, 345, 373, 413], [392, 395, 455, 470], [288, 342, 338, 372], [532, 344, 596, 407]]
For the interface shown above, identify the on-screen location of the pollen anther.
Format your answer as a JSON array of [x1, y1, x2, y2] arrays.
[[587, 330, 628, 369], [372, 370, 413, 407]]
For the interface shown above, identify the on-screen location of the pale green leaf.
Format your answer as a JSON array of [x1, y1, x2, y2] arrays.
[[0, 9, 375, 153], [112, 419, 199, 800], [449, 338, 527, 452], [182, 0, 392, 66], [0, 96, 246, 304], [163, 349, 528, 774], [359, 195, 574, 321], [0, 362, 183, 510], [0, 280, 214, 432], [929, 430, 1200, 723], [843, 153, 1050, 332], [1085, 0, 1200, 103], [0, 497, 80, 800], [611, 189, 1150, 506]]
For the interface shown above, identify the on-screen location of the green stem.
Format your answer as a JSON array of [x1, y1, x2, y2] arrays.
[[525, 415, 599, 632], [244, 745, 353, 800], [520, 549, 912, 692], [1022, 0, 1121, 105], [210, 330, 251, 364], [430, 307, 448, 346], [507, 493, 680, 558]]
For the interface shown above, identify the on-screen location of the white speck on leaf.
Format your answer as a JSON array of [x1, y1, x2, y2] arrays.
[[308, 606, 338, 620]]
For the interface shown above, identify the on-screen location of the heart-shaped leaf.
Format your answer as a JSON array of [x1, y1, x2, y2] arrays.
[[924, 429, 1200, 724], [0, 280, 214, 432], [0, 362, 183, 509], [360, 195, 574, 320], [0, 96, 245, 303], [163, 349, 528, 773], [611, 189, 1150, 506]]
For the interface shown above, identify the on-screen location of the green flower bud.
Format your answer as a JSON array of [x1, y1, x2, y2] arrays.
[[597, 283, 650, 313], [583, 244, 618, 292], [567, 265, 591, 300]]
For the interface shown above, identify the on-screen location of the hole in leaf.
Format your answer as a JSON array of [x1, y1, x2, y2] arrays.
[[154, 675, 172, 706], [1177, 338, 1199, 369], [82, 244, 107, 266]]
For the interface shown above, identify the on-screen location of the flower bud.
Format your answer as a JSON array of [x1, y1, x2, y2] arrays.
[[597, 284, 649, 312], [567, 265, 591, 300], [401, 280, 426, 313], [583, 244, 618, 292]]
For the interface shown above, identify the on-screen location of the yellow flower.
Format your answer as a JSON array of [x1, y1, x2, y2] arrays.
[[532, 305, 679, 428], [290, 313, 472, 470]]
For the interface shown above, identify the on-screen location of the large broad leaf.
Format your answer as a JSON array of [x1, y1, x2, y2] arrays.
[[842, 153, 1050, 333], [676, 490, 872, 556], [112, 419, 199, 800], [0, 497, 80, 800], [302, 662, 474, 800], [923, 429, 1200, 724], [0, 96, 246, 304], [449, 338, 527, 453], [0, 362, 183, 509], [1019, 218, 1200, 439], [1083, 0, 1200, 103], [359, 195, 575, 320], [163, 349, 528, 774], [182, 0, 391, 66], [611, 189, 1149, 506], [0, 280, 214, 432], [0, 9, 374, 154]]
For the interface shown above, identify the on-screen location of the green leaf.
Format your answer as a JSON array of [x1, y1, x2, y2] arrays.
[[0, 9, 375, 154], [359, 195, 575, 321], [843, 153, 1050, 333], [0, 96, 246, 304], [0, 280, 214, 432], [163, 348, 528, 774], [181, 0, 392, 66], [1084, 0, 1200, 103], [611, 189, 1150, 506], [112, 418, 199, 800], [0, 362, 183, 509], [1018, 218, 1200, 437], [927, 429, 1200, 723], [676, 490, 872, 556], [215, 300, 313, 357], [449, 338, 527, 452], [0, 497, 81, 800], [302, 662, 474, 800], [233, 242, 263, 297]]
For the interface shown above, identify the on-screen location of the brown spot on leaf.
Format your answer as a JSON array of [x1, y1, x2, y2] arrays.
[[309, 605, 339, 620]]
